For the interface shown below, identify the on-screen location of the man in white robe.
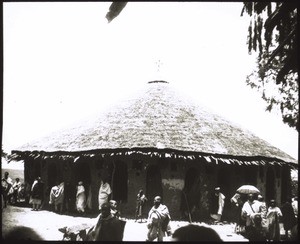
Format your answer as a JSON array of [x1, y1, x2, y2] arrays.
[[98, 179, 112, 210]]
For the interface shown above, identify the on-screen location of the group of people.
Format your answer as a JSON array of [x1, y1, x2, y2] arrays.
[[48, 180, 93, 215], [2, 171, 26, 208], [47, 178, 113, 215], [3, 173, 298, 242], [59, 191, 224, 242], [230, 192, 298, 241]]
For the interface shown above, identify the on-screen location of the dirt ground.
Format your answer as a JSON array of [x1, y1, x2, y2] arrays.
[[2, 204, 248, 241]]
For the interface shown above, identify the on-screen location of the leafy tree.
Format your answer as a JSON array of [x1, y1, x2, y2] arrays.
[[241, 2, 298, 131], [2, 149, 8, 159]]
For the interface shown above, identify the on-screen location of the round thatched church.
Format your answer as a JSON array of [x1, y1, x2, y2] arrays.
[[10, 80, 297, 221]]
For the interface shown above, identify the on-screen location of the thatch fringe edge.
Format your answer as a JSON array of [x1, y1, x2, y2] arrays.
[[10, 147, 297, 169]]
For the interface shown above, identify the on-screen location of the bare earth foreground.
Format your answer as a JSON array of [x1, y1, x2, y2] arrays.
[[2, 205, 248, 241]]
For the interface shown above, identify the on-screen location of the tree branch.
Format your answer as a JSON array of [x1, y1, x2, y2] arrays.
[[266, 28, 296, 65]]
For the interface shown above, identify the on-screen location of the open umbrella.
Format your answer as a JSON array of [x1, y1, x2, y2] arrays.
[[236, 185, 260, 194]]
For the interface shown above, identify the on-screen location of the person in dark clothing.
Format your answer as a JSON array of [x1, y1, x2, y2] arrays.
[[2, 172, 13, 208], [245, 225, 267, 242], [29, 177, 44, 211], [230, 193, 245, 233], [135, 189, 148, 222], [281, 198, 297, 240], [88, 202, 126, 241], [171, 224, 222, 241], [3, 226, 43, 240]]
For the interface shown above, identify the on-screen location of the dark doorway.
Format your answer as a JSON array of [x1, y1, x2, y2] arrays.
[[244, 166, 258, 185], [112, 160, 128, 202], [48, 162, 58, 189], [74, 160, 91, 186], [74, 159, 91, 209], [281, 167, 291, 203], [217, 166, 233, 221], [146, 165, 163, 205], [33, 161, 41, 179], [180, 167, 200, 220], [266, 167, 276, 203]]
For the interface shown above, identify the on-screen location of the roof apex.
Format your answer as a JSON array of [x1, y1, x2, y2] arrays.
[[148, 80, 169, 84]]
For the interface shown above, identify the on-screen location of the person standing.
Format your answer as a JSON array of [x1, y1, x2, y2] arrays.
[[146, 196, 171, 242], [230, 193, 245, 233], [291, 196, 298, 219], [88, 202, 126, 241], [256, 195, 268, 238], [98, 178, 112, 210], [76, 181, 86, 214], [11, 178, 22, 204], [281, 197, 297, 240], [2, 172, 13, 207], [266, 199, 282, 241], [241, 193, 265, 241], [109, 200, 120, 218], [49, 182, 65, 213], [29, 177, 43, 211], [210, 187, 225, 223], [135, 189, 148, 222]]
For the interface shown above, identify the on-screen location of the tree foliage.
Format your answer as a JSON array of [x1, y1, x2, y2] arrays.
[[241, 2, 298, 131], [2, 149, 8, 159]]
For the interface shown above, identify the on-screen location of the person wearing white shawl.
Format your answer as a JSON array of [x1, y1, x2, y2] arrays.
[[49, 182, 65, 213], [98, 179, 112, 210], [76, 181, 86, 213]]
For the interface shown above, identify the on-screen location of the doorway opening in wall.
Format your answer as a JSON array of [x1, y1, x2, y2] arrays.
[[180, 167, 200, 222], [266, 167, 276, 204], [112, 160, 128, 202], [281, 167, 291, 203], [146, 164, 163, 209], [33, 161, 41, 180], [244, 166, 257, 186], [217, 166, 233, 221], [48, 162, 57, 190], [74, 159, 91, 209]]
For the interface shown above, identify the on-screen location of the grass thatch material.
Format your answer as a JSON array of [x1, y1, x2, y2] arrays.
[[16, 81, 296, 164]]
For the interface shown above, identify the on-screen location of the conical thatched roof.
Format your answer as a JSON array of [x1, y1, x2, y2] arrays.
[[15, 81, 296, 164]]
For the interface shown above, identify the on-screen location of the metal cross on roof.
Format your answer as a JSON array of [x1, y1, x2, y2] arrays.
[[156, 59, 163, 75]]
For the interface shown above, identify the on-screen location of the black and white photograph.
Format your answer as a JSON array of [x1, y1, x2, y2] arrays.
[[2, 1, 298, 241]]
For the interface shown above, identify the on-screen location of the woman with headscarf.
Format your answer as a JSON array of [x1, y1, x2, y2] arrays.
[[76, 181, 86, 214]]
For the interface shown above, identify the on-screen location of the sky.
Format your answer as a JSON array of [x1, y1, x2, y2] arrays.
[[3, 2, 298, 161]]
